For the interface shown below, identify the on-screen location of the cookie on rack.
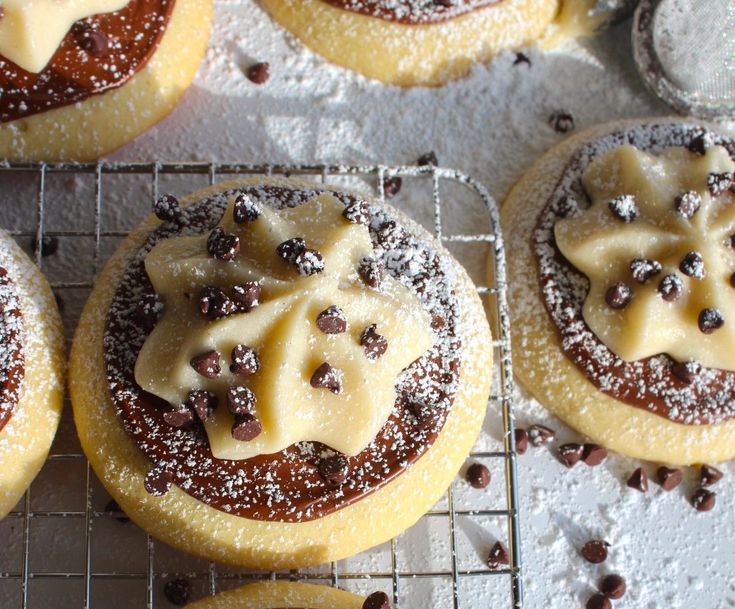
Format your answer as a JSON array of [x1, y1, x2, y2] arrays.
[[500, 118, 735, 464], [0, 0, 213, 162], [0, 230, 65, 518], [186, 581, 391, 609], [70, 176, 493, 568]]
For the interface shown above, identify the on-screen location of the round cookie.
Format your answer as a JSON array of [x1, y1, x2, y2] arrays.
[[0, 230, 65, 518], [186, 581, 389, 609], [499, 118, 735, 465], [70, 177, 493, 569], [0, 0, 213, 162]]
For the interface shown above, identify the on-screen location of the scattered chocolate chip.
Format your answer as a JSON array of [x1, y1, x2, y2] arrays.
[[164, 578, 191, 606], [186, 389, 218, 422], [342, 200, 372, 225], [246, 61, 270, 84], [233, 192, 262, 223], [153, 194, 183, 222], [199, 286, 237, 319], [487, 541, 510, 570], [586, 594, 612, 609], [466, 463, 491, 489], [605, 282, 632, 309], [360, 324, 388, 360], [698, 308, 724, 334], [382, 176, 402, 199], [687, 129, 712, 155], [600, 573, 626, 600], [528, 424, 555, 446], [630, 258, 662, 283], [674, 190, 702, 219], [36, 235, 59, 258], [358, 257, 385, 288], [671, 360, 701, 384], [230, 344, 260, 375], [163, 403, 194, 429], [515, 428, 528, 455], [144, 467, 173, 497], [276, 237, 306, 263], [680, 251, 705, 278], [514, 52, 531, 66], [549, 110, 574, 134], [318, 454, 349, 487], [104, 499, 130, 523], [190, 350, 221, 378], [206, 227, 240, 261], [362, 591, 390, 609], [226, 385, 257, 415], [406, 398, 437, 431], [310, 362, 344, 394], [608, 195, 638, 222], [656, 466, 683, 491], [376, 220, 408, 249], [75, 27, 109, 56], [691, 487, 716, 511], [316, 305, 347, 334], [700, 464, 724, 487], [581, 539, 609, 564], [558, 443, 584, 468], [232, 281, 261, 312], [294, 248, 325, 276], [417, 151, 439, 166], [707, 172, 733, 196], [582, 444, 608, 466], [658, 273, 684, 301], [232, 413, 262, 441], [627, 467, 648, 492]]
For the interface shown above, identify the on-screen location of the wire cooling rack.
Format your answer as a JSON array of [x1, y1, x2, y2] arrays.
[[0, 162, 522, 609]]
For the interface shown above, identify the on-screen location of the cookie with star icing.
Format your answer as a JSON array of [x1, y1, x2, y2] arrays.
[[500, 118, 735, 464], [69, 177, 493, 568], [0, 0, 212, 161]]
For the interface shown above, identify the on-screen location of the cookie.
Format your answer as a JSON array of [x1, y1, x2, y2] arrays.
[[0, 230, 65, 518], [70, 177, 493, 568], [500, 118, 735, 464]]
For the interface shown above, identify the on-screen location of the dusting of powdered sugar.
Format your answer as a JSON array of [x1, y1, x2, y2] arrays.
[[0, 267, 24, 428]]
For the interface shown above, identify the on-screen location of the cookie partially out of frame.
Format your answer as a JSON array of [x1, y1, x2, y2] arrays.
[[0, 231, 65, 517], [70, 176, 493, 569], [500, 118, 735, 464]]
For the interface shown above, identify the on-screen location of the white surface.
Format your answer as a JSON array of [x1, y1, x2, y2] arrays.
[[2, 1, 735, 608]]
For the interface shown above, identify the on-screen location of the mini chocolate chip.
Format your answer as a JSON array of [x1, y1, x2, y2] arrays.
[[319, 454, 349, 486], [674, 190, 702, 218], [600, 574, 626, 600], [630, 258, 662, 283], [230, 344, 260, 375], [104, 499, 130, 523], [164, 579, 191, 607], [360, 324, 388, 360], [190, 350, 221, 378], [233, 192, 262, 222], [608, 195, 638, 222], [294, 248, 325, 276], [691, 487, 716, 511], [687, 129, 712, 155], [362, 591, 390, 609], [605, 282, 632, 309], [226, 385, 257, 415], [487, 541, 510, 570], [206, 227, 240, 261], [656, 466, 683, 491], [558, 443, 584, 468], [514, 52, 531, 66], [581, 539, 609, 564], [658, 273, 684, 301], [466, 463, 491, 489], [163, 404, 194, 429], [680, 251, 705, 278], [582, 444, 608, 466], [627, 467, 648, 492], [316, 305, 347, 334], [199, 286, 237, 319], [382, 176, 402, 199], [187, 389, 218, 422], [700, 464, 724, 487], [36, 235, 59, 258], [153, 194, 183, 222], [515, 428, 528, 455], [343, 200, 372, 225], [246, 61, 270, 84], [417, 151, 439, 166], [549, 110, 574, 134], [698, 308, 724, 334], [586, 594, 612, 609], [232, 281, 261, 312], [76, 28, 109, 56], [310, 362, 344, 394], [144, 467, 173, 496], [707, 172, 733, 196], [276, 237, 306, 263], [358, 257, 386, 288], [232, 413, 262, 441], [528, 424, 555, 446], [671, 360, 701, 384], [405, 397, 437, 431]]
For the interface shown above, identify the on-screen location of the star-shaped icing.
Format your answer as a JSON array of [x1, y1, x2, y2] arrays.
[[555, 144, 735, 370], [135, 193, 433, 460], [0, 0, 129, 73]]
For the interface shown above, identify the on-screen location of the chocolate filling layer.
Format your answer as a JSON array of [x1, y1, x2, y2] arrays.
[[0, 0, 174, 123], [321, 0, 499, 25], [0, 266, 25, 432], [534, 124, 735, 425], [104, 184, 462, 522]]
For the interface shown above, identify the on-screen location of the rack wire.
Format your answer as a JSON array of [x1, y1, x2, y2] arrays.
[[0, 162, 523, 609]]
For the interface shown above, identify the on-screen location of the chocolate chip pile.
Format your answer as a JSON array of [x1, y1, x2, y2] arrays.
[[627, 462, 723, 512]]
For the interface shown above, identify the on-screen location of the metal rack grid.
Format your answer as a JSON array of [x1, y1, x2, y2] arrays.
[[1, 161, 523, 609]]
